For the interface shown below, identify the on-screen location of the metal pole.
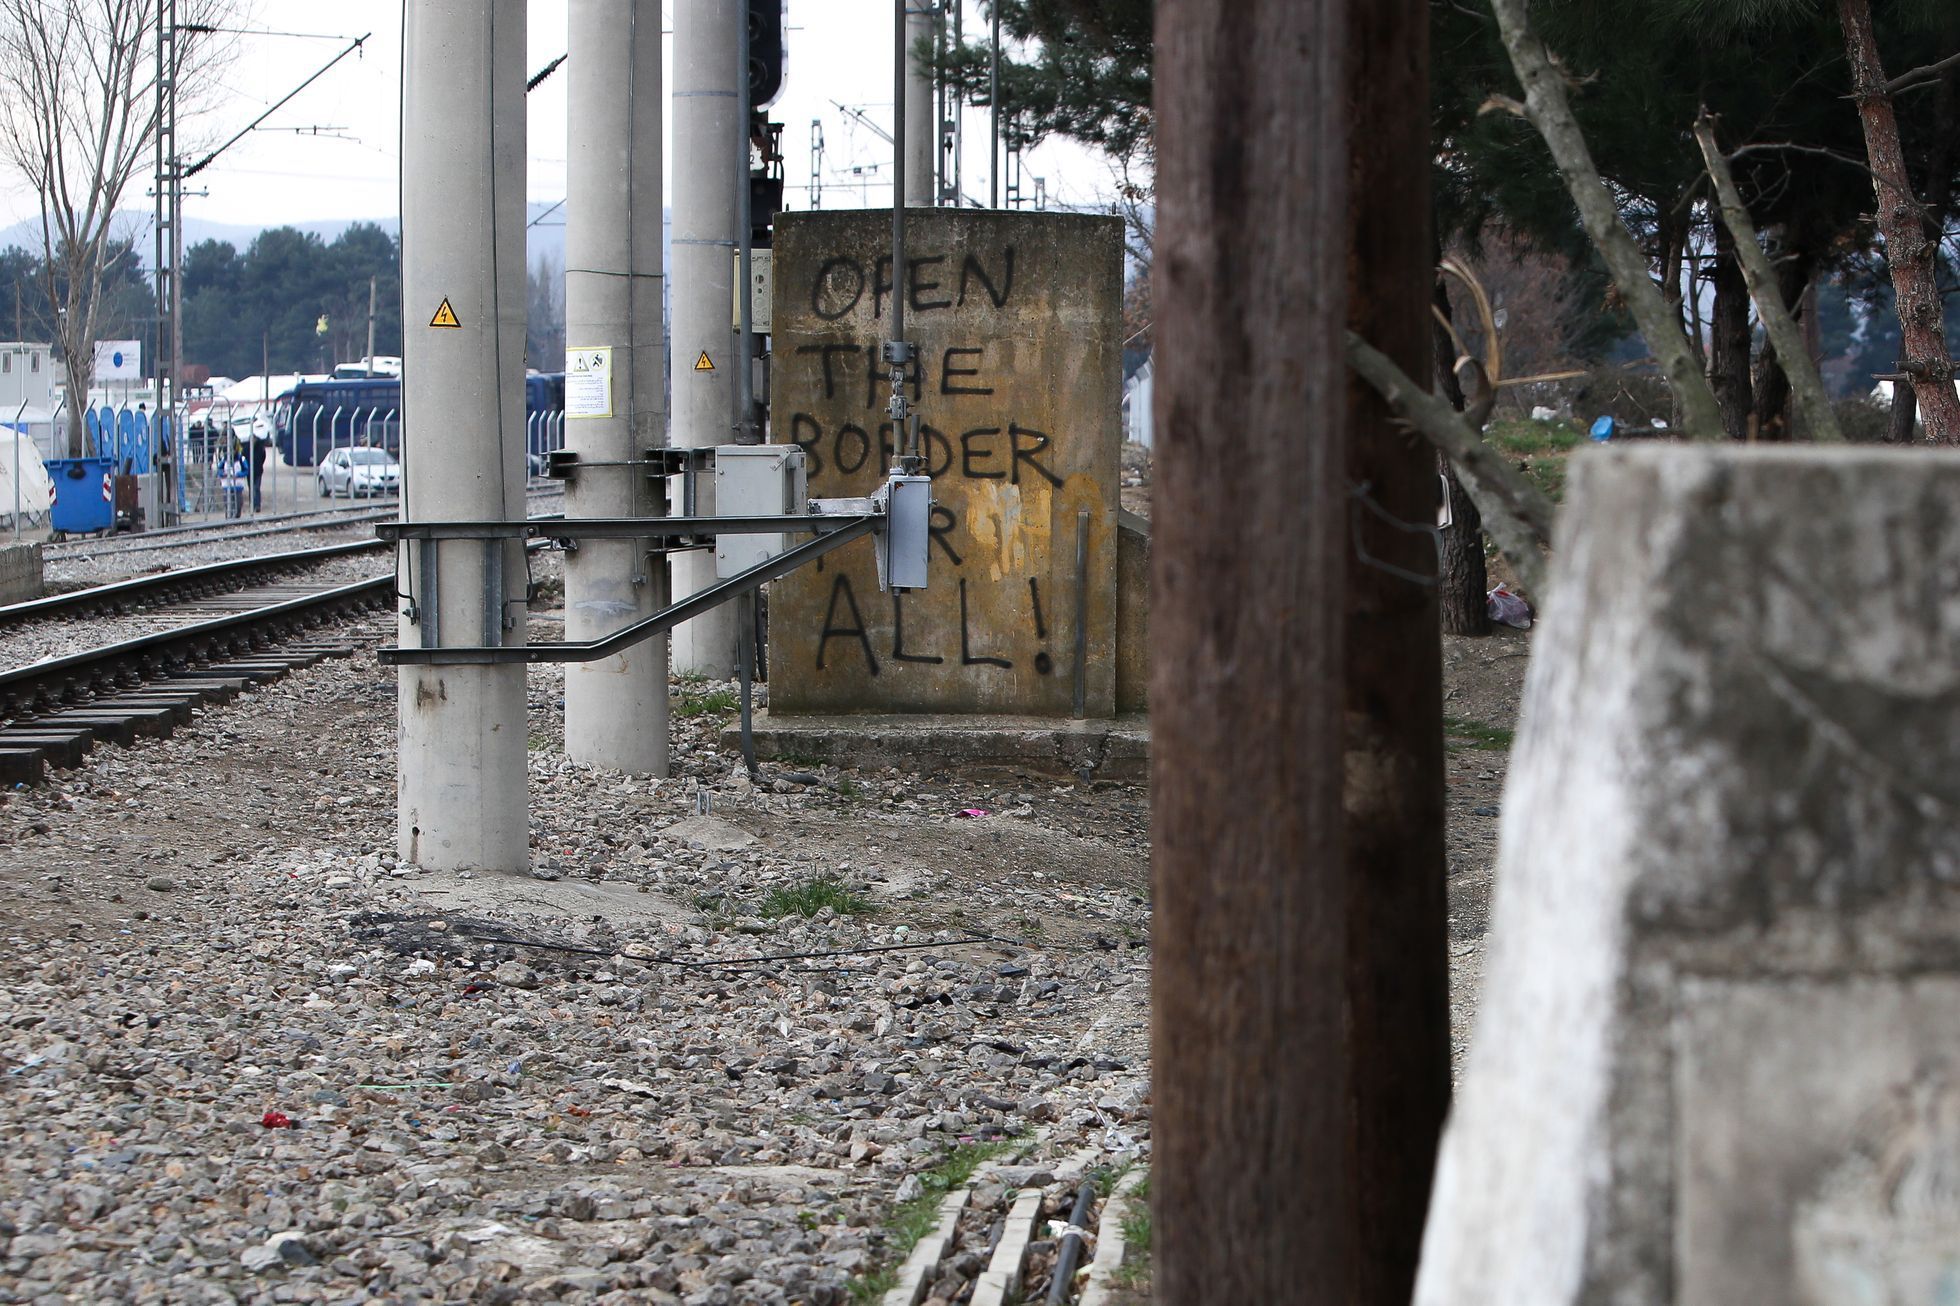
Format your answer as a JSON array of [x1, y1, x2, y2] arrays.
[[989, 0, 1000, 208], [365, 275, 378, 374], [934, 3, 947, 204], [735, 0, 756, 444], [397, 0, 529, 872], [11, 399, 22, 542], [563, 0, 669, 776], [893, 0, 908, 348], [669, 0, 741, 676], [903, 2, 933, 205], [951, 0, 963, 205], [257, 336, 268, 516]]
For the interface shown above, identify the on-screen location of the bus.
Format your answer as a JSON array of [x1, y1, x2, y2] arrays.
[[272, 374, 566, 468]]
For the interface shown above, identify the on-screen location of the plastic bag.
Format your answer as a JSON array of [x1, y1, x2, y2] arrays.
[[1487, 584, 1533, 630]]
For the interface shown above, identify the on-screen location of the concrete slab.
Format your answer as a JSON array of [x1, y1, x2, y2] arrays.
[[659, 814, 758, 852], [722, 710, 1149, 781], [407, 867, 693, 928]]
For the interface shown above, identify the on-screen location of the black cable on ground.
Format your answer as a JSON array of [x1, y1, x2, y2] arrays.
[[451, 929, 1034, 968], [1047, 1180, 1098, 1304]]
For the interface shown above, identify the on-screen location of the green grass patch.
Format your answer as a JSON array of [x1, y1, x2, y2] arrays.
[[1115, 1172, 1153, 1287], [673, 688, 739, 719], [851, 1141, 1020, 1304], [1486, 418, 1582, 455], [1445, 715, 1515, 751], [759, 873, 874, 920], [1487, 418, 1579, 504]]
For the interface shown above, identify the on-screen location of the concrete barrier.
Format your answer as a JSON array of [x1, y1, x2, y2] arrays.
[[0, 541, 43, 604], [1417, 446, 1960, 1304]]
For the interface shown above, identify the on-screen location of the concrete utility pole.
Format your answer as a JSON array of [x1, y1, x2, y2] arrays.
[[563, 0, 669, 775], [397, 0, 529, 872], [904, 1, 934, 205], [669, 0, 741, 676]]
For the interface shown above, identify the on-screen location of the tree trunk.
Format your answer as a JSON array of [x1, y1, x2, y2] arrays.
[[1750, 241, 1814, 442], [1837, 0, 1960, 443], [1756, 256, 1811, 439], [1886, 384, 1918, 442], [1344, 2, 1452, 1301], [1432, 276, 1491, 635], [1657, 203, 1688, 431], [1151, 0, 1356, 1299], [1708, 222, 1755, 441], [61, 357, 86, 458]]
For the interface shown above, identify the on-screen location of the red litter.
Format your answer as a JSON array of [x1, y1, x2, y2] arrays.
[[957, 808, 991, 819], [260, 1110, 296, 1129]]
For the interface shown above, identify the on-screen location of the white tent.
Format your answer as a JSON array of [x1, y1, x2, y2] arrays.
[[0, 430, 55, 531]]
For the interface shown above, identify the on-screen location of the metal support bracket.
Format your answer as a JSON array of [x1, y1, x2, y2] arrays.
[[379, 515, 878, 666]]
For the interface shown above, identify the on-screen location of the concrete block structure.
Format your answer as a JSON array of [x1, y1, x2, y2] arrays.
[[1416, 447, 1960, 1304]]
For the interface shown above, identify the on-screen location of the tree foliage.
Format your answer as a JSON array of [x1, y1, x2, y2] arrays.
[[182, 224, 403, 379], [942, 0, 1153, 164]]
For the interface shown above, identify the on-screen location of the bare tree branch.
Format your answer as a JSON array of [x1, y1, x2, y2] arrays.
[[1346, 329, 1553, 600], [1693, 113, 1845, 443], [1886, 48, 1960, 96], [0, 0, 230, 454]]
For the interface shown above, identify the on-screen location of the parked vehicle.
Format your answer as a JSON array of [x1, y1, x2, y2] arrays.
[[316, 446, 401, 498]]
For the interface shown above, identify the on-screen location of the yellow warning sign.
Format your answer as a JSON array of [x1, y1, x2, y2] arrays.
[[429, 298, 461, 329], [693, 350, 715, 372]]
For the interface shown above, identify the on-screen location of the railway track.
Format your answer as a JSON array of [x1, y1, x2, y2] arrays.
[[0, 540, 389, 628], [44, 485, 565, 562], [0, 573, 392, 786], [0, 523, 564, 784]]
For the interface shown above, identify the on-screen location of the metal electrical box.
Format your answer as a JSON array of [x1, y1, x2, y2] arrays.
[[714, 444, 807, 577], [732, 248, 773, 335], [876, 475, 931, 590]]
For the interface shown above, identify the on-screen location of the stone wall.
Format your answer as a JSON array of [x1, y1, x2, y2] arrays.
[[766, 209, 1125, 717]]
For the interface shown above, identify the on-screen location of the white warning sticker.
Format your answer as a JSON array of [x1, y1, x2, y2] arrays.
[[565, 346, 613, 419]]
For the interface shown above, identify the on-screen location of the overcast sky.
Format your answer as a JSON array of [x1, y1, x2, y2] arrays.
[[0, 1, 1122, 238]]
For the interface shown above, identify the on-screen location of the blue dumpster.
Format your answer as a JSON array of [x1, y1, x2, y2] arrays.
[[46, 456, 116, 535]]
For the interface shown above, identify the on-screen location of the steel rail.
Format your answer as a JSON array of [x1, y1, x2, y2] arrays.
[[0, 540, 389, 628], [0, 574, 391, 719]]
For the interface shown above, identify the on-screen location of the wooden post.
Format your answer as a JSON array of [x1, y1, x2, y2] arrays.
[[1151, 0, 1354, 1300], [1343, 0, 1452, 1298]]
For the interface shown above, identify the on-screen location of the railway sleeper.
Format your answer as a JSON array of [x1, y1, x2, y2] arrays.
[[0, 730, 94, 768]]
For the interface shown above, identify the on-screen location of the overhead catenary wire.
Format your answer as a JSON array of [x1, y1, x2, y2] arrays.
[[182, 33, 371, 178]]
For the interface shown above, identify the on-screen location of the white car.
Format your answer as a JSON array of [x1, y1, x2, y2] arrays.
[[317, 447, 401, 498]]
